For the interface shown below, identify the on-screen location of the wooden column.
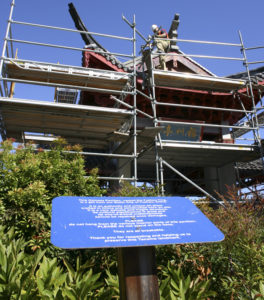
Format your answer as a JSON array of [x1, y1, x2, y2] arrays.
[[118, 246, 160, 300]]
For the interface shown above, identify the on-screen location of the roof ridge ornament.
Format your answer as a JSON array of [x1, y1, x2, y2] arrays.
[[168, 13, 180, 52]]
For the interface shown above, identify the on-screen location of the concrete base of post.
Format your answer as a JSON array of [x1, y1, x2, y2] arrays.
[[117, 246, 160, 300]]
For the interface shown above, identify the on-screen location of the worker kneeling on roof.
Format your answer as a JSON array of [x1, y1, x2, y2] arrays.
[[152, 24, 170, 71]]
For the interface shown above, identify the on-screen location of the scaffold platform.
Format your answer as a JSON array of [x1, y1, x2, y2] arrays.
[[137, 140, 259, 169], [154, 70, 246, 92], [3, 59, 131, 93], [0, 97, 133, 148]]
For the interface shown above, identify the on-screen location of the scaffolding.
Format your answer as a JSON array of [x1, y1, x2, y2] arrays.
[[138, 29, 264, 200], [1, 0, 264, 201]]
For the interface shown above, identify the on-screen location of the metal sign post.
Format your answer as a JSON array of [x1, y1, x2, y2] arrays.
[[118, 247, 160, 300]]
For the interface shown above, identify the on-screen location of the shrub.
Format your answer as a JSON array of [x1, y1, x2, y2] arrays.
[[0, 225, 110, 299], [1, 141, 264, 299], [156, 187, 264, 299], [0, 139, 104, 253]]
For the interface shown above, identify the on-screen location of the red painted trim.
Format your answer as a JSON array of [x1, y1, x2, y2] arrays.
[[156, 86, 232, 96], [83, 50, 125, 72]]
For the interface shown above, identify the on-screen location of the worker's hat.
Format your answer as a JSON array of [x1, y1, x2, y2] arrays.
[[152, 24, 158, 32]]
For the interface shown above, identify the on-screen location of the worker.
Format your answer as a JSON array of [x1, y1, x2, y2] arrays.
[[151, 24, 170, 70]]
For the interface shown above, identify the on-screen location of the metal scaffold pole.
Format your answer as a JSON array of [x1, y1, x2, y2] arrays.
[[0, 0, 15, 97], [122, 14, 139, 187], [118, 16, 160, 300], [161, 158, 223, 206], [239, 31, 264, 172], [148, 51, 161, 188], [159, 158, 165, 196], [132, 15, 138, 186], [0, 0, 15, 139]]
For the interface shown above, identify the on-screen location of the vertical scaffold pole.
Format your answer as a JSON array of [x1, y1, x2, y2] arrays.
[[148, 51, 160, 188], [118, 16, 160, 300], [0, 0, 15, 97], [159, 158, 165, 196], [239, 31, 264, 172], [132, 15, 137, 186], [122, 14, 139, 186]]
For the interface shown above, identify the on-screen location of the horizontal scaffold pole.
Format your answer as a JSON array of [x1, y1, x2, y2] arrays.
[[1, 77, 134, 95], [97, 176, 135, 181], [155, 37, 241, 47], [155, 101, 253, 114], [158, 119, 256, 130], [151, 50, 244, 61], [11, 20, 133, 41], [244, 45, 264, 51], [247, 60, 264, 65], [44, 149, 135, 159], [6, 38, 133, 59]]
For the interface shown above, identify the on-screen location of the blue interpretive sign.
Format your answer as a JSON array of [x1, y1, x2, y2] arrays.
[[51, 196, 224, 249]]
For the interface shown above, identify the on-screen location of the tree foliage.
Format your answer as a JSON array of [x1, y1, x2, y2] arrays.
[[0, 138, 103, 251]]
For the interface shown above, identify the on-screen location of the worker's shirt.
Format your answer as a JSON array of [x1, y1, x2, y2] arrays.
[[157, 29, 168, 38]]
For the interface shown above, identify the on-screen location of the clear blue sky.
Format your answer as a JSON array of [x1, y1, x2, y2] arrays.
[[0, 0, 264, 101]]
